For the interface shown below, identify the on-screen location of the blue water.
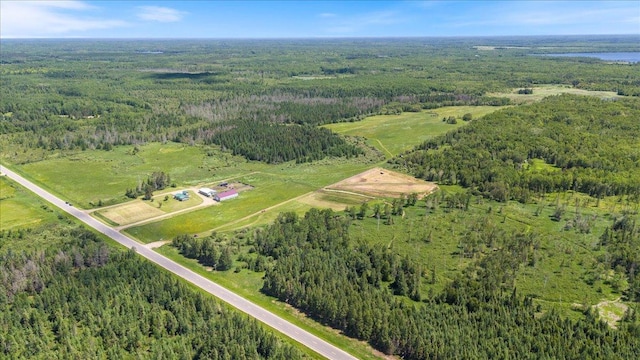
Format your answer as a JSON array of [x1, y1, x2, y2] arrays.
[[543, 52, 640, 63]]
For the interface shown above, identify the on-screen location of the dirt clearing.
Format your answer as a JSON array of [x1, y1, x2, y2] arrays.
[[594, 298, 628, 329], [326, 167, 437, 199]]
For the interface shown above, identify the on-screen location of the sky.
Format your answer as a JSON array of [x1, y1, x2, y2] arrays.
[[1, 1, 639, 39]]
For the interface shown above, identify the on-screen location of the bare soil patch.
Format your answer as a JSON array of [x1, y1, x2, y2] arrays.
[[96, 201, 164, 226], [327, 167, 437, 199], [146, 240, 171, 249]]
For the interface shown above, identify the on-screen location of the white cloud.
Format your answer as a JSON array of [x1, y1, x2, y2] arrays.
[[318, 12, 337, 18], [137, 6, 186, 23], [0, 1, 127, 38]]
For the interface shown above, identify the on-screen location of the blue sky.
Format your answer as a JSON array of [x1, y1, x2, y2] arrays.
[[1, 1, 639, 38]]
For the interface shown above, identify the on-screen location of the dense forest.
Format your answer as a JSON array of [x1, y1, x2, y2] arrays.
[[2, 37, 638, 165], [248, 208, 640, 359], [0, 225, 303, 359], [397, 95, 640, 201], [2, 37, 640, 359], [209, 120, 363, 163]]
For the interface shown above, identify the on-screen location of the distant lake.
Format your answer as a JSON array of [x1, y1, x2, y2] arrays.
[[541, 52, 640, 63]]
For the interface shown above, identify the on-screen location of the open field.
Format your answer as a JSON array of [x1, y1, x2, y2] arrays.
[[490, 84, 621, 104], [349, 190, 624, 318], [15, 142, 244, 209], [124, 161, 376, 243], [154, 190, 205, 213], [594, 299, 628, 329], [124, 165, 438, 243], [13, 140, 381, 210], [297, 189, 371, 211], [95, 199, 165, 226], [324, 106, 504, 157], [0, 176, 59, 230], [327, 167, 437, 198]]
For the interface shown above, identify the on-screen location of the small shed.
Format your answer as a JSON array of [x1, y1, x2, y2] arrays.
[[214, 189, 238, 202], [174, 191, 190, 201], [198, 187, 216, 197]]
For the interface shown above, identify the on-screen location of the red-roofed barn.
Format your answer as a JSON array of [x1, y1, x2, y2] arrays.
[[214, 189, 238, 202]]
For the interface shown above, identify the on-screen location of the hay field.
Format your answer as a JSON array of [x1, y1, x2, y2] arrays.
[[96, 201, 164, 226]]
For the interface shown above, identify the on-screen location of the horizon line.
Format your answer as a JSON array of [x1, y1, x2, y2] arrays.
[[2, 34, 639, 41]]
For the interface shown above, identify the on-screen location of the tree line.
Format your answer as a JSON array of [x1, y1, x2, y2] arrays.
[[396, 95, 640, 202], [250, 208, 640, 359], [172, 233, 234, 271]]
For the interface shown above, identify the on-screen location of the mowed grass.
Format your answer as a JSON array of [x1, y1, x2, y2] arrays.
[[125, 161, 374, 243], [94, 200, 164, 226], [12, 105, 495, 210], [154, 190, 204, 213], [15, 141, 378, 210], [324, 106, 503, 157], [0, 176, 59, 230]]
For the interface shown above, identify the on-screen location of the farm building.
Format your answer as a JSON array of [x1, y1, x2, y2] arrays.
[[174, 190, 190, 201], [214, 189, 238, 202], [198, 187, 216, 197]]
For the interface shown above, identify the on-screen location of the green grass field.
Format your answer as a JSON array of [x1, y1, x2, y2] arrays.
[[0, 176, 124, 254], [125, 161, 375, 243], [14, 140, 381, 210], [347, 191, 621, 313], [154, 190, 204, 213], [490, 84, 621, 104], [16, 143, 243, 208], [0, 176, 59, 230], [324, 106, 504, 157], [7, 101, 634, 328]]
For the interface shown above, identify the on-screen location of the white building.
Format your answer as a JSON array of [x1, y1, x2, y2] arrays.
[[198, 187, 216, 197]]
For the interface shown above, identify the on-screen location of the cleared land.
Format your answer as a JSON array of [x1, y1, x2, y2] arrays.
[[490, 84, 620, 104], [297, 189, 371, 211], [0, 176, 59, 230], [16, 143, 242, 208], [123, 161, 375, 243], [95, 200, 165, 226], [153, 190, 204, 213], [326, 167, 437, 199], [324, 106, 503, 157]]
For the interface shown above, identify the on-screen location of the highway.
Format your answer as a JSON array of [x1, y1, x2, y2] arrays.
[[0, 165, 357, 360]]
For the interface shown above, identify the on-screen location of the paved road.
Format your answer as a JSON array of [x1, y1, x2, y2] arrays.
[[0, 165, 357, 360]]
